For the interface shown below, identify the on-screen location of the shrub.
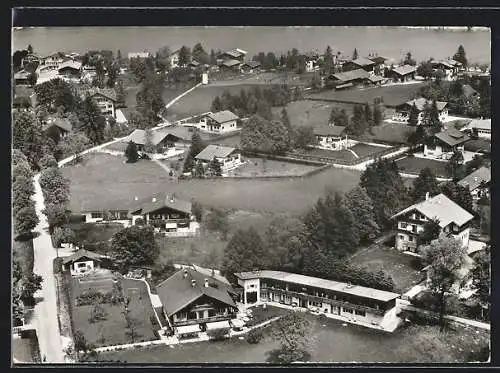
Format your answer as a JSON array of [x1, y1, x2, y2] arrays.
[[53, 257, 63, 274], [207, 327, 230, 341], [246, 328, 263, 344]]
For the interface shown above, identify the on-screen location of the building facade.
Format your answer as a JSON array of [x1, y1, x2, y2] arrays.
[[391, 193, 474, 252], [235, 270, 401, 331], [156, 267, 238, 338], [458, 167, 491, 202], [423, 128, 470, 161], [198, 110, 240, 133], [195, 145, 243, 173], [313, 126, 348, 151], [392, 98, 448, 125]]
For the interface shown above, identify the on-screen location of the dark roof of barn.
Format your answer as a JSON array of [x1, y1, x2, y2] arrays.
[[62, 249, 108, 265], [434, 128, 471, 147], [130, 192, 192, 215], [313, 126, 346, 137], [331, 69, 370, 83]]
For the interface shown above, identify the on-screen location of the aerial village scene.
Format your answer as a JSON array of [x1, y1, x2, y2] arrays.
[[11, 26, 491, 364]]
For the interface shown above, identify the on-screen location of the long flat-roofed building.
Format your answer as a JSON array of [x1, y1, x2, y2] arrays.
[[234, 270, 401, 331]]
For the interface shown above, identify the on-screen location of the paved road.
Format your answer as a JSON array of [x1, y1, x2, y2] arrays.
[[31, 174, 66, 363]]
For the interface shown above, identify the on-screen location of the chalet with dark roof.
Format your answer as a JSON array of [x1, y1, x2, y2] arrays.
[[389, 64, 417, 82], [313, 126, 348, 151], [42, 117, 72, 141], [129, 192, 200, 237], [61, 249, 109, 276], [342, 57, 376, 73], [392, 98, 448, 125], [195, 144, 243, 173], [424, 128, 470, 161], [125, 128, 190, 154], [240, 61, 261, 73], [156, 267, 238, 337], [458, 166, 490, 201]]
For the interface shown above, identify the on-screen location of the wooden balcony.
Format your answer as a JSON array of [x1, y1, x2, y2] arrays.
[[149, 218, 190, 225], [173, 314, 236, 327], [262, 287, 386, 315]]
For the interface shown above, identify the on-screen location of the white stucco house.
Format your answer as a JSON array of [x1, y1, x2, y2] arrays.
[[313, 125, 349, 151], [195, 144, 243, 172], [197, 110, 240, 133]]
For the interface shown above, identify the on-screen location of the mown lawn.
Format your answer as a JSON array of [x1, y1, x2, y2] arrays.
[[363, 123, 415, 144], [270, 100, 355, 129], [96, 310, 489, 363], [306, 83, 425, 107], [228, 157, 319, 178], [350, 143, 390, 158], [70, 277, 158, 347], [298, 147, 356, 161], [349, 246, 426, 293], [395, 156, 450, 178], [166, 84, 258, 121], [62, 153, 361, 215]]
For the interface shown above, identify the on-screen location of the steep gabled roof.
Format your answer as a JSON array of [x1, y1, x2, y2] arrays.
[[222, 48, 247, 59], [403, 98, 447, 112], [349, 57, 376, 67], [126, 129, 169, 146], [207, 110, 239, 124], [130, 192, 192, 215], [62, 249, 108, 265], [313, 126, 346, 137], [241, 61, 261, 68], [221, 59, 241, 67], [391, 193, 474, 228], [195, 145, 237, 161], [156, 267, 236, 317], [458, 167, 491, 191], [58, 60, 82, 71], [392, 64, 417, 76], [331, 69, 370, 83], [42, 117, 72, 133], [434, 128, 470, 147]]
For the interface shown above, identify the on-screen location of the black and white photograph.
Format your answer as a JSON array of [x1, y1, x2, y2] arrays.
[[11, 17, 491, 365]]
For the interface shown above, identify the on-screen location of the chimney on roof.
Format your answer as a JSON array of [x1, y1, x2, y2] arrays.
[[204, 278, 209, 287], [191, 279, 196, 287], [425, 192, 430, 201], [152, 197, 157, 203], [183, 269, 188, 279]]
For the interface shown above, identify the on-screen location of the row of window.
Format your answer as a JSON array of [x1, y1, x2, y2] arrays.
[[399, 234, 415, 242], [90, 211, 128, 220]]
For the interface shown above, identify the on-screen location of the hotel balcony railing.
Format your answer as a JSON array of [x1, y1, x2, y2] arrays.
[[262, 287, 386, 315], [149, 218, 190, 225], [173, 314, 235, 327]]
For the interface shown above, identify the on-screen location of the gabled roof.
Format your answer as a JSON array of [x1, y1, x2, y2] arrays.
[[431, 60, 455, 69], [392, 64, 417, 76], [435, 128, 470, 147], [130, 192, 192, 216], [391, 193, 474, 228], [89, 88, 117, 102], [58, 60, 82, 71], [331, 69, 370, 82], [458, 167, 491, 191], [42, 117, 72, 133], [126, 129, 168, 146], [234, 270, 400, 303], [313, 126, 346, 137], [368, 56, 387, 64], [156, 267, 236, 317], [367, 75, 384, 83], [221, 59, 241, 67], [207, 110, 239, 124], [222, 48, 247, 59], [128, 52, 151, 59], [349, 57, 376, 67], [195, 145, 237, 161], [62, 249, 108, 265], [241, 61, 261, 68], [402, 98, 447, 112]]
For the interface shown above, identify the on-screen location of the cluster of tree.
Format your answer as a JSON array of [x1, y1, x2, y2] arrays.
[[211, 84, 303, 119], [182, 132, 206, 174], [39, 164, 72, 235], [344, 101, 384, 137], [241, 114, 292, 155], [12, 44, 34, 72], [110, 226, 159, 273], [12, 150, 39, 241], [135, 72, 165, 127], [251, 51, 280, 70], [13, 254, 43, 320], [221, 185, 394, 291], [360, 158, 411, 228]]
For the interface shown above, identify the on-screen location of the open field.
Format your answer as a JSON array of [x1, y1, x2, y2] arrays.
[[271, 100, 355, 129], [395, 156, 450, 178], [62, 153, 361, 215], [210, 71, 312, 87], [306, 82, 425, 107], [298, 147, 356, 162], [12, 330, 41, 363], [349, 143, 390, 158], [70, 276, 158, 347], [349, 246, 426, 293], [97, 308, 489, 363], [228, 157, 320, 178], [363, 122, 415, 144], [166, 84, 257, 121]]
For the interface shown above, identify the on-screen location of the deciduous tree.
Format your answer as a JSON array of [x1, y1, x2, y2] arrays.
[[411, 167, 440, 202], [344, 186, 380, 243], [110, 226, 159, 273], [421, 236, 469, 331]]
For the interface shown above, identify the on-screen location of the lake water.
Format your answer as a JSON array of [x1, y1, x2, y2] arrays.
[[12, 26, 490, 64]]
